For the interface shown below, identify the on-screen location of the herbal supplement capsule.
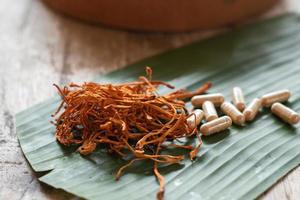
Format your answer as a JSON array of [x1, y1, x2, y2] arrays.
[[191, 93, 225, 107], [200, 116, 232, 136], [271, 103, 300, 124], [202, 101, 218, 121], [187, 109, 204, 129], [261, 89, 291, 107], [232, 87, 246, 111], [243, 98, 262, 121], [221, 102, 245, 125]]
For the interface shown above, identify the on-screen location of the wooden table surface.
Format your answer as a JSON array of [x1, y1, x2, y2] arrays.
[[1, 0, 300, 199]]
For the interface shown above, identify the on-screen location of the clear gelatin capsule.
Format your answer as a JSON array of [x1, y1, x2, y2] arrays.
[[271, 103, 300, 125], [202, 101, 218, 122], [261, 89, 291, 107], [221, 102, 245, 125], [232, 87, 246, 111], [243, 98, 262, 121], [200, 116, 232, 136], [187, 109, 204, 129], [191, 93, 225, 107]]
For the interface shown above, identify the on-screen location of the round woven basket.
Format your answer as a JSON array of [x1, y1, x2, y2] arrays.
[[43, 0, 279, 32]]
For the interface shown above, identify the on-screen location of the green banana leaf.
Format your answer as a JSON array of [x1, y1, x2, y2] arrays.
[[17, 14, 300, 200]]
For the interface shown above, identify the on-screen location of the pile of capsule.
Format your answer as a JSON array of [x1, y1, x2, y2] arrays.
[[186, 88, 300, 136]]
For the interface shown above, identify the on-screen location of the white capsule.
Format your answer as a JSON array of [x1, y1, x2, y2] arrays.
[[191, 93, 225, 107], [200, 116, 232, 136], [202, 101, 218, 122], [221, 102, 245, 125], [261, 89, 291, 107], [243, 98, 262, 121], [271, 103, 300, 125], [187, 109, 204, 129], [232, 87, 246, 111]]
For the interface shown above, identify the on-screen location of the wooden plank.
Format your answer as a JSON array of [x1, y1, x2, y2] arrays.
[[0, 0, 300, 199], [0, 0, 70, 199]]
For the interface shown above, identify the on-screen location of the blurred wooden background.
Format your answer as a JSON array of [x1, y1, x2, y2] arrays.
[[1, 0, 300, 199]]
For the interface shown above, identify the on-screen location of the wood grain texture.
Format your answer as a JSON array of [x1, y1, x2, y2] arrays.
[[1, 0, 300, 199]]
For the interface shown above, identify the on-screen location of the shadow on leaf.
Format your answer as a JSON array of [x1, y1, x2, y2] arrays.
[[202, 129, 230, 145]]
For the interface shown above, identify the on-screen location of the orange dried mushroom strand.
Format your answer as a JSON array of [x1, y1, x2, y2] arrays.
[[52, 67, 211, 200]]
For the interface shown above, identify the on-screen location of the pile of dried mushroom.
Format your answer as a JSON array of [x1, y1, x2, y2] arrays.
[[52, 67, 211, 200]]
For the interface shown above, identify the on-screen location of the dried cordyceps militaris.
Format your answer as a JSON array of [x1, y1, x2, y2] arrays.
[[52, 67, 211, 200]]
